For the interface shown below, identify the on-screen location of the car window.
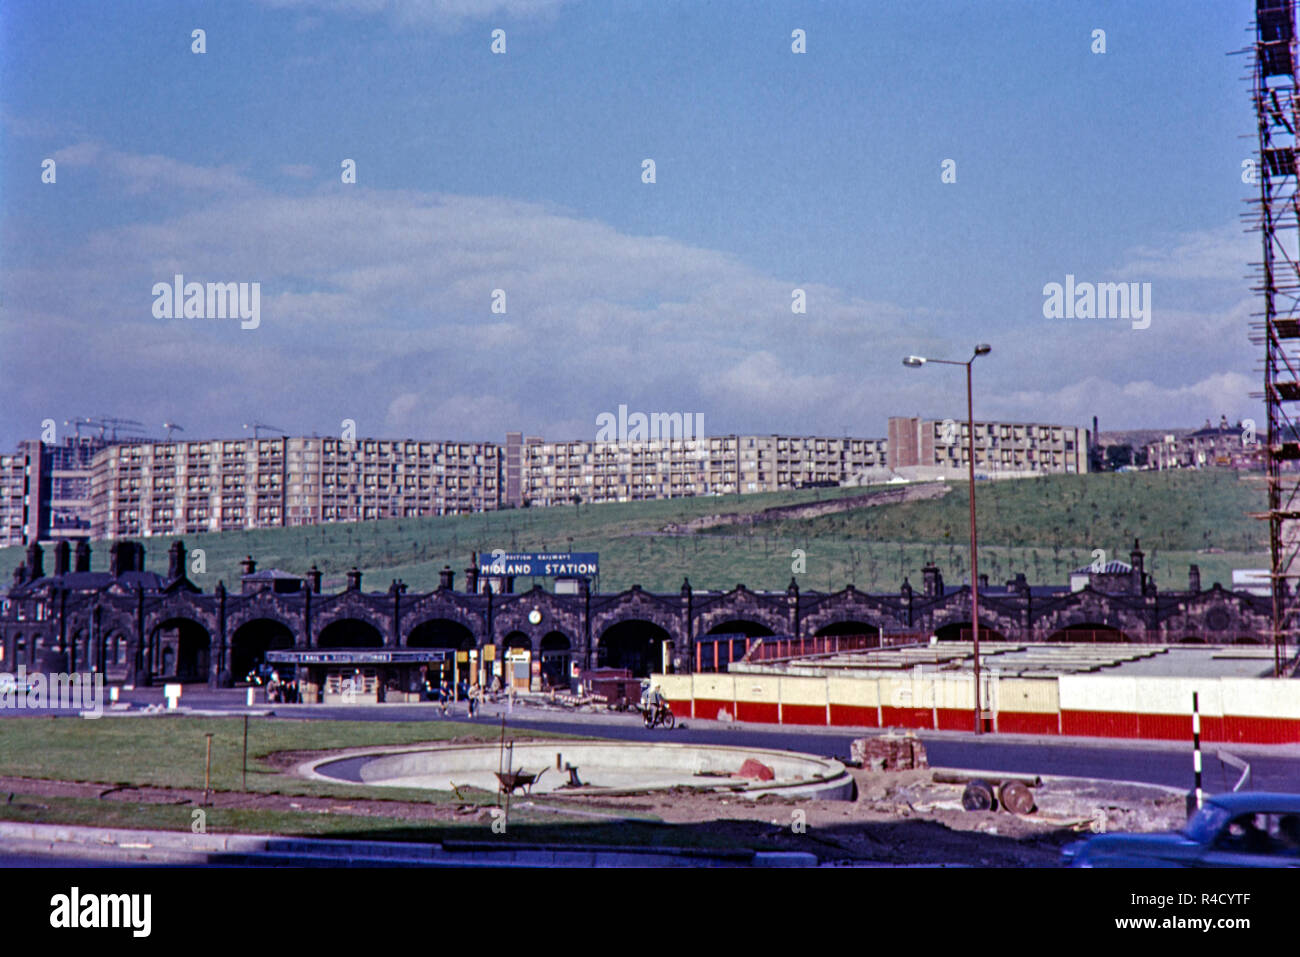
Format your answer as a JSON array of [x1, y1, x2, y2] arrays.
[[1213, 812, 1298, 855], [1276, 814, 1300, 854]]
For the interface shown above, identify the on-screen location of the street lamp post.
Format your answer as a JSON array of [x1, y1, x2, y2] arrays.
[[903, 344, 991, 734]]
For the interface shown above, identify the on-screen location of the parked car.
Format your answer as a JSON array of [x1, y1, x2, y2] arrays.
[[1062, 792, 1300, 867]]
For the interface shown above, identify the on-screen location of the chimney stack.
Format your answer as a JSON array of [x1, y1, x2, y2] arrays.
[[25, 542, 44, 581], [168, 540, 186, 580], [1130, 538, 1146, 595], [53, 540, 70, 577]]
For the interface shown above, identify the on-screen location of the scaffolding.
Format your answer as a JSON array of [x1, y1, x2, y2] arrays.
[[1250, 0, 1300, 676]]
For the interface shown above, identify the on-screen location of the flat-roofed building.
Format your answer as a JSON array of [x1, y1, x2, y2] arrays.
[[887, 416, 1088, 477], [89, 436, 501, 539], [522, 433, 888, 507]]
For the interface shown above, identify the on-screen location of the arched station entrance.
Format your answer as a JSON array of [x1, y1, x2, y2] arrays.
[[598, 620, 673, 678], [151, 618, 211, 683]]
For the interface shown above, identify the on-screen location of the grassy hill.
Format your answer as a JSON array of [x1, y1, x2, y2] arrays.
[[0, 471, 1270, 595]]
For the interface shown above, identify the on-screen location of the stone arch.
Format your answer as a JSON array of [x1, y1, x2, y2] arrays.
[[104, 629, 130, 674], [147, 598, 218, 639], [813, 619, 881, 640], [502, 630, 532, 652], [694, 597, 789, 638], [318, 618, 384, 649], [69, 627, 91, 672], [539, 630, 572, 688], [149, 616, 212, 682], [399, 601, 483, 646], [934, 621, 1011, 642], [225, 602, 300, 641], [589, 591, 686, 647], [1045, 622, 1131, 642], [408, 618, 475, 650], [597, 619, 673, 676], [704, 619, 774, 638], [312, 599, 391, 647], [230, 618, 295, 680]]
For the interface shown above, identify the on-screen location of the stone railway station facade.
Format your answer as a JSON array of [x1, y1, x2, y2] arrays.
[[0, 539, 1278, 700]]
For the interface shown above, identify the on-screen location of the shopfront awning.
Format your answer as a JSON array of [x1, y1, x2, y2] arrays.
[[266, 649, 459, 665]]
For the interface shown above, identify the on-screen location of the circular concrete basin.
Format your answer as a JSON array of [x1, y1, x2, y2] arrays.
[[304, 741, 853, 800]]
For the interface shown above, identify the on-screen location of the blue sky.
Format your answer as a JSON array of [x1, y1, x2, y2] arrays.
[[0, 0, 1263, 447]]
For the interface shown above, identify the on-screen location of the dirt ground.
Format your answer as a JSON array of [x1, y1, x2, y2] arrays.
[[531, 767, 1189, 866], [0, 758, 1190, 866]]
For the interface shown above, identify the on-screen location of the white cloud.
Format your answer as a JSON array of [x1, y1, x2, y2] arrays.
[[0, 150, 1266, 445], [1119, 222, 1254, 282], [51, 142, 251, 195]]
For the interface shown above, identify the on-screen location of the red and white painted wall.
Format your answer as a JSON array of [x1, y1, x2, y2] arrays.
[[653, 670, 1300, 745]]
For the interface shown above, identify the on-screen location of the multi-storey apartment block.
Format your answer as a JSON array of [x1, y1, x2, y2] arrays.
[[6, 416, 1091, 545], [887, 417, 1088, 476], [89, 437, 500, 539], [0, 438, 105, 547], [522, 434, 888, 507], [0, 444, 36, 547]]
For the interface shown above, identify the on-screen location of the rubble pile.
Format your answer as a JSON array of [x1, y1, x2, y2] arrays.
[[850, 733, 929, 771]]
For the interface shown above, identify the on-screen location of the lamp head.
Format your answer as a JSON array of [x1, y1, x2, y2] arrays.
[[902, 356, 927, 368], [974, 344, 992, 357]]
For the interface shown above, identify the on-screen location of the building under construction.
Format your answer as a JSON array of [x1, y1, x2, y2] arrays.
[[1250, 0, 1300, 676]]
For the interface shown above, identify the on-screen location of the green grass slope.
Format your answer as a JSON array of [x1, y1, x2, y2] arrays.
[[0, 471, 1269, 595]]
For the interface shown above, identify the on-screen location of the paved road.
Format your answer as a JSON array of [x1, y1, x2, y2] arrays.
[[9, 687, 1300, 795]]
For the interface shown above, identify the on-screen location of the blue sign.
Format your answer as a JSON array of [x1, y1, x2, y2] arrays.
[[478, 551, 599, 577]]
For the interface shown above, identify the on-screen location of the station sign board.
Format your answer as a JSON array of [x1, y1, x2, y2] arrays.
[[477, 551, 599, 577]]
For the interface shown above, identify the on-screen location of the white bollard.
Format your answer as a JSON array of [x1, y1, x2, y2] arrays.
[[164, 683, 182, 710], [109, 686, 119, 703], [247, 686, 255, 707]]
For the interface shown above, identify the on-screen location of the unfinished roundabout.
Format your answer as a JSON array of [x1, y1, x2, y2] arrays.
[[299, 740, 856, 800]]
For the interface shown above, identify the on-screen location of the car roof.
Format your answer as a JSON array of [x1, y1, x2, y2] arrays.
[[1206, 792, 1300, 814]]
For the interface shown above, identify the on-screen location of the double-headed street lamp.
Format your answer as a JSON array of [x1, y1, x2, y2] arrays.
[[903, 344, 992, 734]]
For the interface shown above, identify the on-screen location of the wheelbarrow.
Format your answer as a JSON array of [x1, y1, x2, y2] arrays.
[[495, 767, 547, 795]]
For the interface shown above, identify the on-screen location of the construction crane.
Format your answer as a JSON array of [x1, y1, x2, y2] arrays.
[[69, 416, 146, 441], [243, 422, 286, 438], [163, 422, 184, 441], [63, 417, 95, 440]]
